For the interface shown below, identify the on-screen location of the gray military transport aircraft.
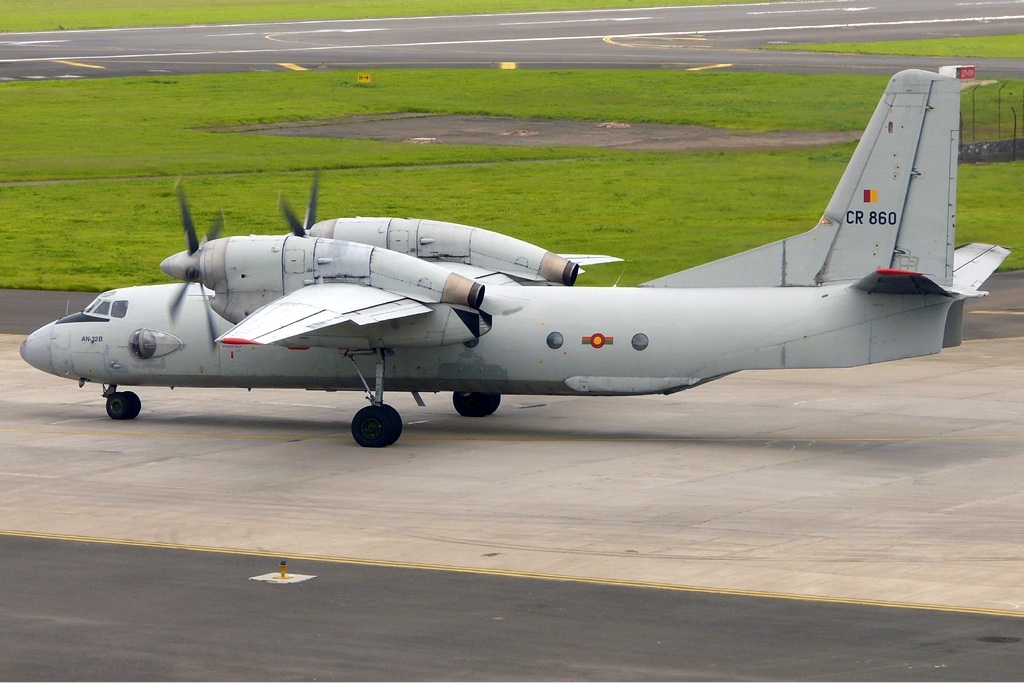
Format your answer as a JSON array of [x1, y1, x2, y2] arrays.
[[20, 70, 1009, 447]]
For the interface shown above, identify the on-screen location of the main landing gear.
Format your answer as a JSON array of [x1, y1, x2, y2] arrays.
[[102, 384, 142, 420], [452, 392, 501, 418], [346, 351, 505, 448], [348, 349, 403, 448]]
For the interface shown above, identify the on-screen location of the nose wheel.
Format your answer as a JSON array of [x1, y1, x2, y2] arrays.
[[103, 385, 142, 420]]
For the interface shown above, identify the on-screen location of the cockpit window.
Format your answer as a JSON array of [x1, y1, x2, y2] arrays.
[[94, 301, 111, 316], [111, 300, 128, 318]]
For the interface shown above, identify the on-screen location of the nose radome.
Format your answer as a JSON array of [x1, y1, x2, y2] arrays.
[[20, 322, 55, 374]]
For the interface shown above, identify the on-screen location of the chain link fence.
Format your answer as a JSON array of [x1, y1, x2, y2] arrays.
[[960, 79, 1022, 163]]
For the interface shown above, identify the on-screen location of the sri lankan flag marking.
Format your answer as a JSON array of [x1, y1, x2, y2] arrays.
[[863, 189, 878, 203], [582, 332, 613, 349]]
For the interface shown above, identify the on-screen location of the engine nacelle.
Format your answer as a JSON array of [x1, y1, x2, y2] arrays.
[[308, 217, 580, 286], [161, 234, 485, 324]]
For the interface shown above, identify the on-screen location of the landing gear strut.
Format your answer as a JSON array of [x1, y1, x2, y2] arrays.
[[103, 384, 142, 420], [348, 350, 402, 448]]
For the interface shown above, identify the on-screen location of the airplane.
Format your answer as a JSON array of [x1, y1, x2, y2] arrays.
[[20, 69, 1010, 447]]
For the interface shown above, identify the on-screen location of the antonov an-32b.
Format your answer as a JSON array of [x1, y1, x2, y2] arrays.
[[20, 70, 1009, 447]]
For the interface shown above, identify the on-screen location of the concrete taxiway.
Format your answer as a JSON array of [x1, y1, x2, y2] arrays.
[[2, 279, 1024, 678], [5, 331, 1024, 612]]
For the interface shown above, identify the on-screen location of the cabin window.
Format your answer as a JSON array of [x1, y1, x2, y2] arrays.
[[631, 333, 649, 351], [546, 332, 564, 350]]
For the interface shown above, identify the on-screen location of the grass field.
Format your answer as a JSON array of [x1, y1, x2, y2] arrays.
[[0, 69, 889, 183], [772, 34, 1024, 61], [1, 67, 1021, 291]]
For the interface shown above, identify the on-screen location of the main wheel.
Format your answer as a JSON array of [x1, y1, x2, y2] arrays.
[[452, 392, 501, 418], [351, 404, 402, 448], [380, 404, 403, 446], [105, 391, 141, 420]]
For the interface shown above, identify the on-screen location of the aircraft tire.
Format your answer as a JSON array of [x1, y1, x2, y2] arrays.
[[381, 404, 403, 446], [452, 392, 501, 417], [106, 391, 141, 420], [351, 404, 401, 448]]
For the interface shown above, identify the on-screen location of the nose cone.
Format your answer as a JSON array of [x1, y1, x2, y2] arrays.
[[160, 250, 199, 282], [20, 322, 55, 374]]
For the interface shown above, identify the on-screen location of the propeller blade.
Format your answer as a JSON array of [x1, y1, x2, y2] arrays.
[[174, 181, 200, 255], [303, 171, 320, 233], [168, 282, 190, 322], [279, 193, 305, 237], [203, 294, 220, 348], [207, 211, 224, 244]]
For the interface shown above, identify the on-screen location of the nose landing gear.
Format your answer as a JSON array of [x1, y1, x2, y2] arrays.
[[102, 384, 142, 420]]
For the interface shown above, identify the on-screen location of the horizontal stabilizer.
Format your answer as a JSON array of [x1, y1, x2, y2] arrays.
[[854, 269, 952, 297], [950, 243, 1010, 297], [217, 283, 430, 346], [854, 243, 1009, 299]]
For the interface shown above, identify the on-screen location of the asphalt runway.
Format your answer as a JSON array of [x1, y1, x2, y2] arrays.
[[2, 275, 1024, 679], [2, 0, 1024, 80], [3, 534, 1023, 681]]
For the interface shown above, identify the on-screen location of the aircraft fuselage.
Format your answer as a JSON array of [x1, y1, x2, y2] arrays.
[[22, 282, 953, 398]]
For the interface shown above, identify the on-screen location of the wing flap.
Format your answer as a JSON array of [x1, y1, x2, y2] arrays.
[[217, 283, 430, 346]]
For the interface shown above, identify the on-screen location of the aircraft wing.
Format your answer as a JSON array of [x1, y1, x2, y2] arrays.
[[217, 283, 431, 345], [558, 254, 624, 266]]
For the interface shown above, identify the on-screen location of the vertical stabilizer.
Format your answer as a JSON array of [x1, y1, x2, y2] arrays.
[[643, 70, 961, 288]]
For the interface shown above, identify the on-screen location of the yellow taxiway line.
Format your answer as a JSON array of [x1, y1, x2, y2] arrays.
[[3, 528, 1022, 620], [687, 63, 733, 71], [52, 59, 106, 70], [278, 62, 307, 71]]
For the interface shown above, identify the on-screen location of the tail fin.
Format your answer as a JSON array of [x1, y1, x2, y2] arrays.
[[643, 70, 961, 289]]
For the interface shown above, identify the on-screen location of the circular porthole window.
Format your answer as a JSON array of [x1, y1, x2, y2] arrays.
[[546, 332, 564, 349], [631, 333, 649, 351]]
